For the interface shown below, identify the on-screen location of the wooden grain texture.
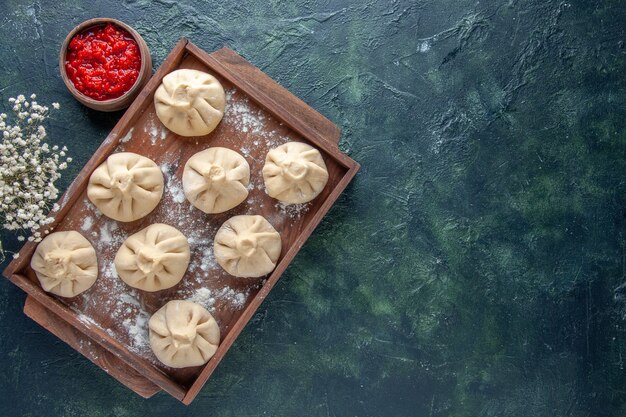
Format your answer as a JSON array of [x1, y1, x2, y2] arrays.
[[58, 18, 153, 112], [23, 296, 160, 398], [3, 40, 359, 404]]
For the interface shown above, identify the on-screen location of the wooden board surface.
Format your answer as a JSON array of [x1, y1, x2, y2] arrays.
[[4, 39, 359, 404], [23, 296, 161, 398]]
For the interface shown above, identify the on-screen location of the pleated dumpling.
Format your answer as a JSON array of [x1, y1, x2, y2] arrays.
[[182, 147, 250, 214], [214, 215, 281, 278], [30, 231, 98, 297], [87, 152, 164, 222], [114, 224, 190, 292], [262, 142, 329, 204], [154, 69, 226, 137], [149, 300, 220, 368]]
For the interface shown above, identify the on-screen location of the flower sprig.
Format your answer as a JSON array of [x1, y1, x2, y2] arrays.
[[0, 94, 71, 258]]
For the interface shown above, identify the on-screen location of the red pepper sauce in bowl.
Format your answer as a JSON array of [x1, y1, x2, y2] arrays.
[[65, 23, 141, 101]]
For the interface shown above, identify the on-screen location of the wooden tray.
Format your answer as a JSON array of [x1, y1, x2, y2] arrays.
[[3, 39, 359, 404]]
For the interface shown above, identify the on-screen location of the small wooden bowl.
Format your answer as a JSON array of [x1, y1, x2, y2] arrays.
[[59, 18, 152, 112]]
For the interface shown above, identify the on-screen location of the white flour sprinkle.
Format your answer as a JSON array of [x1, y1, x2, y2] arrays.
[[222, 88, 297, 167], [120, 127, 134, 143], [77, 313, 98, 327], [217, 287, 247, 309], [103, 262, 117, 280], [144, 115, 168, 145], [123, 310, 150, 352], [224, 90, 266, 134], [98, 220, 121, 245], [276, 202, 311, 219], [83, 200, 101, 218], [149, 126, 159, 144], [188, 287, 216, 310], [187, 286, 248, 312], [161, 164, 186, 204], [119, 292, 141, 308], [199, 247, 217, 272], [172, 188, 186, 203], [80, 216, 93, 231]]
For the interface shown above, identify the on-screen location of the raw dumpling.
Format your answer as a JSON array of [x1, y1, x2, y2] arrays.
[[149, 300, 220, 368], [30, 231, 98, 297], [87, 152, 164, 222], [154, 69, 226, 137], [114, 224, 190, 292], [262, 142, 329, 204], [214, 215, 281, 277], [182, 147, 250, 214]]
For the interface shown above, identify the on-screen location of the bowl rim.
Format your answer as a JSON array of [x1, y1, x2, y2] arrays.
[[59, 17, 151, 108]]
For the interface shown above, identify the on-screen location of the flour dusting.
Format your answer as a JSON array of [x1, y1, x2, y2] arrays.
[[144, 114, 168, 145], [225, 90, 266, 134], [277, 202, 311, 219], [199, 247, 217, 272], [80, 216, 93, 231], [188, 287, 216, 310], [77, 313, 98, 327], [123, 309, 150, 352], [161, 163, 186, 204], [223, 89, 291, 158], [120, 127, 134, 143], [187, 286, 248, 312]]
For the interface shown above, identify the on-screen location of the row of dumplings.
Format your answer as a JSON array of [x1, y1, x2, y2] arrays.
[[32, 215, 281, 296], [89, 141, 329, 223]]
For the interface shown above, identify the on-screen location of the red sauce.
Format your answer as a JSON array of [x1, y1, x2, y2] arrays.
[[65, 23, 141, 101]]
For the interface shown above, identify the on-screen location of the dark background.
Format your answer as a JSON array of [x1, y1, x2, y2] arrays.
[[1, 1, 626, 416]]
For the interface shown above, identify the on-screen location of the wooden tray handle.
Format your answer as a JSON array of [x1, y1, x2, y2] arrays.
[[23, 295, 161, 399], [192, 46, 341, 147]]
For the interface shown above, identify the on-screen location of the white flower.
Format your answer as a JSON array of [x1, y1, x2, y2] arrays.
[[0, 94, 70, 245], [52, 103, 60, 110]]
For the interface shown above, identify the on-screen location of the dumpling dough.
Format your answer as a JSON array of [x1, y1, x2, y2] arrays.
[[154, 69, 226, 137], [262, 142, 329, 204], [183, 147, 250, 214], [214, 215, 281, 277], [114, 224, 190, 292], [149, 300, 220, 368], [88, 152, 164, 222], [30, 231, 98, 297]]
